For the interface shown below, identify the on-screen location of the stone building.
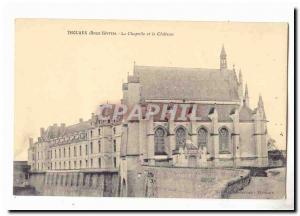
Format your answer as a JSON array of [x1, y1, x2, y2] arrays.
[[28, 116, 121, 172], [27, 46, 269, 197], [119, 46, 269, 196]]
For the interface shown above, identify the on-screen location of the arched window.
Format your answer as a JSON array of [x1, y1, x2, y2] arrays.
[[198, 128, 208, 150], [219, 127, 230, 153], [154, 127, 166, 155], [176, 127, 186, 149]]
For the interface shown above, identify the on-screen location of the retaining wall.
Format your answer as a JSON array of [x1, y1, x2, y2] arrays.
[[29, 170, 119, 197], [134, 166, 250, 198]]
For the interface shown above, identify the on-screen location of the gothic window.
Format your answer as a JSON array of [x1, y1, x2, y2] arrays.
[[198, 128, 208, 150], [154, 127, 166, 155], [176, 127, 186, 149], [219, 127, 230, 153]]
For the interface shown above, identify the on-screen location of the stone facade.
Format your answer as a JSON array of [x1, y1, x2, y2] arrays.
[[119, 47, 269, 196], [28, 118, 121, 172], [27, 46, 269, 197]]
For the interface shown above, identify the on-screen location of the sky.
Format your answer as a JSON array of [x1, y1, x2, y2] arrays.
[[15, 19, 288, 160]]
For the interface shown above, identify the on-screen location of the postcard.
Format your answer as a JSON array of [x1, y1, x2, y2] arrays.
[[12, 18, 291, 210]]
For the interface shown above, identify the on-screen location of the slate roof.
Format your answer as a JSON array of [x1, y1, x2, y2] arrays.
[[42, 120, 92, 140], [134, 65, 240, 101]]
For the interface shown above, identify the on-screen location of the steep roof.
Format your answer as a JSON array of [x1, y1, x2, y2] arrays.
[[42, 120, 92, 140], [134, 65, 240, 102]]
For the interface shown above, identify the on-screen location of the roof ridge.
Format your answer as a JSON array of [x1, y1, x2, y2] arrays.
[[135, 64, 232, 71]]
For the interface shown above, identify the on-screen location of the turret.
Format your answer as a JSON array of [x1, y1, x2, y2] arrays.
[[258, 94, 266, 120], [220, 45, 227, 70], [243, 83, 250, 107]]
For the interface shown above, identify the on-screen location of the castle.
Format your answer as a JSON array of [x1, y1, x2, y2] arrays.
[[27, 46, 269, 197]]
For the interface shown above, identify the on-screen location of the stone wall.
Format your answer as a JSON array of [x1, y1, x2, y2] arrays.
[[220, 171, 251, 198], [28, 172, 45, 193], [133, 166, 250, 198], [29, 170, 119, 197]]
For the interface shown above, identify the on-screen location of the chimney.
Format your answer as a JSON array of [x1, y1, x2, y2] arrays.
[[79, 118, 83, 123], [53, 123, 58, 127], [29, 137, 33, 147], [40, 127, 45, 136]]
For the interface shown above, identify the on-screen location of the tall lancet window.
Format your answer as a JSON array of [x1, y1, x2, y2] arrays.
[[198, 128, 208, 150], [154, 127, 166, 155], [176, 127, 186, 149], [219, 127, 230, 153]]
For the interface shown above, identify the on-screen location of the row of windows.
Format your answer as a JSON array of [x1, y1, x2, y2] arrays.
[[33, 156, 118, 171], [49, 157, 117, 170], [154, 126, 231, 155], [89, 127, 117, 138], [50, 139, 118, 159], [51, 158, 101, 170], [49, 139, 116, 159], [33, 162, 44, 170]]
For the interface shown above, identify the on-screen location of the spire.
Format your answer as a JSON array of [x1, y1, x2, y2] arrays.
[[258, 94, 266, 119], [220, 45, 227, 70], [258, 94, 264, 108], [243, 83, 249, 107], [220, 44, 226, 57]]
